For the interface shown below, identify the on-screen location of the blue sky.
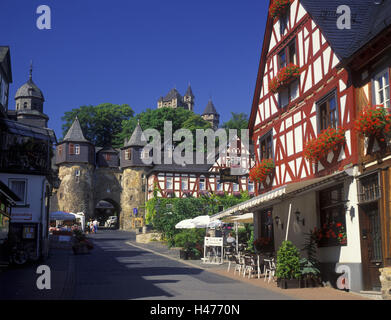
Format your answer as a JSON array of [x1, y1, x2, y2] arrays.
[[1, 0, 268, 139]]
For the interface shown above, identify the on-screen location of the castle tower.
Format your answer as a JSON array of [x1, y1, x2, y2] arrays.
[[201, 99, 220, 130], [120, 122, 152, 230], [14, 62, 49, 127], [55, 117, 96, 218], [183, 84, 194, 111]]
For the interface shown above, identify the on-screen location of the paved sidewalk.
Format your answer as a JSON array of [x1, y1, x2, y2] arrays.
[[127, 240, 371, 301]]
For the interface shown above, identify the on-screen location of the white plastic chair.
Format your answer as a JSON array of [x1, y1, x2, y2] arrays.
[[233, 254, 244, 276], [264, 258, 276, 283]]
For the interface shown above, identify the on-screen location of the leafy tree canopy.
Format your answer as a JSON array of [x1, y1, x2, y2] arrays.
[[61, 103, 135, 148], [222, 112, 249, 138], [119, 107, 211, 147]]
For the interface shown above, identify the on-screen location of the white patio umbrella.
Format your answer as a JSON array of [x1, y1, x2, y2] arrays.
[[175, 219, 197, 229], [207, 219, 223, 229], [192, 215, 211, 228], [231, 213, 254, 223]]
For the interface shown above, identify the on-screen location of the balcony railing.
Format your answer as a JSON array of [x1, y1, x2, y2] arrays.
[[358, 185, 381, 203], [0, 149, 51, 174]]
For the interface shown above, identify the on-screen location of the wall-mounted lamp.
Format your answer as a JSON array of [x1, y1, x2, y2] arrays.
[[295, 209, 305, 226], [274, 216, 284, 230]]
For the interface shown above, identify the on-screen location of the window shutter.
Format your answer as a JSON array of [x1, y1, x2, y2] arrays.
[[69, 143, 75, 155]]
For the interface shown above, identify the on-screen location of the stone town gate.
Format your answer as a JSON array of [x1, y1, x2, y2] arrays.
[[52, 165, 146, 231]]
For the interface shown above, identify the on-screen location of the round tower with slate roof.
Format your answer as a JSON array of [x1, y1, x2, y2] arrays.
[[183, 84, 195, 111], [14, 63, 49, 128], [120, 121, 152, 230], [54, 117, 96, 219], [202, 99, 220, 130]]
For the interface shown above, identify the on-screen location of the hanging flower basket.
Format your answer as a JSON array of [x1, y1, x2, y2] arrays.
[[249, 159, 275, 183], [270, 0, 292, 19], [269, 64, 301, 93], [354, 104, 391, 140], [303, 127, 346, 163]]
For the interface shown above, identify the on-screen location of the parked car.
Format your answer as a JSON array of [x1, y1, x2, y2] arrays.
[[105, 216, 118, 228]]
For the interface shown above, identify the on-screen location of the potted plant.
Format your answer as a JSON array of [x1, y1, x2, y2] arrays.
[[270, 0, 292, 19], [300, 231, 321, 288], [249, 159, 275, 183], [72, 229, 94, 255], [303, 127, 346, 163], [276, 240, 301, 289], [174, 229, 203, 260], [269, 64, 301, 93]]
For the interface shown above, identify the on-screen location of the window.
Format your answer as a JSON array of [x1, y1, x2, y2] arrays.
[[104, 153, 111, 161], [9, 179, 27, 205], [318, 185, 347, 247], [125, 149, 131, 160], [181, 179, 188, 191], [69, 143, 75, 155], [248, 182, 254, 193], [75, 144, 80, 155], [259, 131, 273, 160], [318, 92, 338, 131], [217, 179, 223, 191], [358, 173, 380, 203], [23, 102, 27, 109], [199, 178, 206, 191], [58, 145, 63, 156], [279, 11, 289, 36], [373, 69, 390, 108], [278, 39, 297, 70], [166, 177, 173, 190], [233, 183, 239, 192]]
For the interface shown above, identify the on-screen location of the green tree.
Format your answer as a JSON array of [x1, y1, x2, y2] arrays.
[[221, 112, 249, 138], [61, 103, 135, 148]]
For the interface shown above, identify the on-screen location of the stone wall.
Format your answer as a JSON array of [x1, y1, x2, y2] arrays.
[[55, 163, 95, 219], [120, 167, 147, 231], [380, 267, 391, 300]]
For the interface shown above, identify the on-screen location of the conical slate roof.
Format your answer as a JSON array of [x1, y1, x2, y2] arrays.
[[160, 88, 182, 102], [125, 122, 147, 147], [202, 100, 218, 116], [185, 84, 194, 97], [62, 117, 89, 143]]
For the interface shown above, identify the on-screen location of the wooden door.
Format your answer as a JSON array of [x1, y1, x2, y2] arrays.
[[359, 203, 383, 291]]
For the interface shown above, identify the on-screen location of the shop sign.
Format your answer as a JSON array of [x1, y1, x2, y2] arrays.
[[11, 212, 32, 221]]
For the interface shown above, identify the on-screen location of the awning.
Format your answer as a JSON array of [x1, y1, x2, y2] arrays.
[[50, 211, 77, 221], [211, 170, 349, 221]]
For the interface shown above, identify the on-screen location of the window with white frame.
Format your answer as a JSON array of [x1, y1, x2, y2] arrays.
[[217, 179, 223, 191], [373, 69, 390, 109], [166, 177, 173, 190], [9, 179, 27, 205], [248, 182, 254, 193], [181, 178, 188, 191], [75, 144, 80, 155], [233, 183, 239, 192], [199, 177, 206, 190]]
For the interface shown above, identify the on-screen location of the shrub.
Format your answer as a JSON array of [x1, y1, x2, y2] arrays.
[[276, 240, 301, 280]]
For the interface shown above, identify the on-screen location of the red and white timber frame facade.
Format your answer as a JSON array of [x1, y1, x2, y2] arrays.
[[249, 0, 357, 193], [147, 137, 255, 199]]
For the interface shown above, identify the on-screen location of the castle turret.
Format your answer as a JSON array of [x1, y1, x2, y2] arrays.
[[202, 99, 220, 130], [183, 84, 194, 111], [14, 63, 49, 127], [54, 117, 95, 218], [120, 122, 151, 230]]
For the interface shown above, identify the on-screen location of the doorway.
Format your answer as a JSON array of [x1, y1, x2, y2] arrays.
[[94, 199, 120, 229], [359, 202, 383, 291]]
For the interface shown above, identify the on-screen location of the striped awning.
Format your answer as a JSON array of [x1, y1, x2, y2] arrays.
[[211, 170, 349, 221]]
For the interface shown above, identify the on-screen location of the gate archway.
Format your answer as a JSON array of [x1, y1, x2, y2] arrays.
[[94, 198, 121, 229]]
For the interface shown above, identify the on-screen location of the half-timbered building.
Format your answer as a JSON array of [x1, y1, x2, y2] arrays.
[[211, 0, 391, 293]]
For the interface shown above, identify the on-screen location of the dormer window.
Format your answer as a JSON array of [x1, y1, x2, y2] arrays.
[[125, 149, 131, 160], [104, 153, 111, 161], [75, 144, 80, 155]]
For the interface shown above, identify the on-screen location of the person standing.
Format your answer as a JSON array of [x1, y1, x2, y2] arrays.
[[93, 219, 98, 234]]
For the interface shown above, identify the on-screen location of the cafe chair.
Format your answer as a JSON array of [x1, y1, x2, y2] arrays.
[[263, 257, 276, 283], [233, 254, 245, 276]]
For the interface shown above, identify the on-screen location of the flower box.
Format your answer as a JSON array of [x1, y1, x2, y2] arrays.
[[269, 64, 301, 93], [270, 0, 292, 19], [249, 159, 275, 183], [300, 278, 321, 288], [277, 278, 301, 289], [355, 104, 391, 139], [303, 127, 346, 163]]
